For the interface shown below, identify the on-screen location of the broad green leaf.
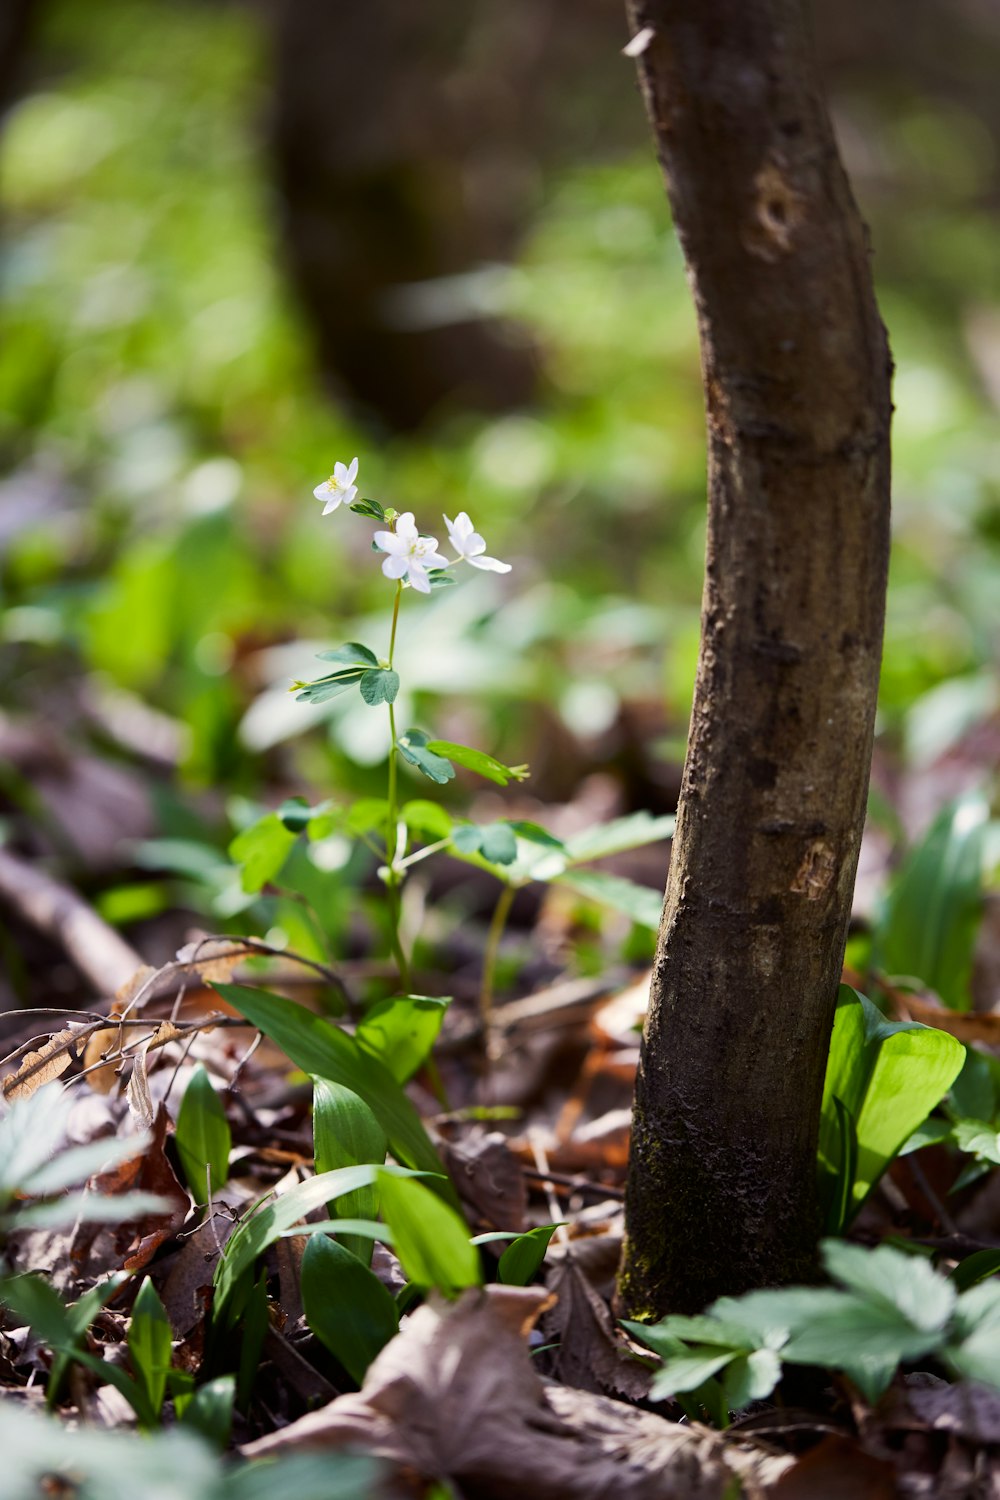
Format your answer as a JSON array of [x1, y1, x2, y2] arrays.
[[316, 642, 379, 666], [821, 1239, 956, 1333], [819, 986, 964, 1213], [401, 800, 453, 840], [875, 792, 990, 1011], [497, 1224, 560, 1285], [313, 1080, 385, 1264], [424, 740, 529, 786], [229, 813, 297, 893], [356, 995, 449, 1084], [950, 1047, 1000, 1123], [563, 811, 675, 864], [452, 822, 518, 866], [359, 668, 399, 706], [656, 1314, 756, 1351], [175, 1373, 235, 1449], [293, 671, 365, 705], [722, 1348, 782, 1409], [554, 869, 664, 930], [951, 1277, 1000, 1342], [4, 1189, 169, 1231], [951, 1248, 1000, 1293], [819, 1095, 857, 1235], [780, 1292, 941, 1383], [212, 985, 450, 1193], [214, 1163, 413, 1310], [128, 1278, 172, 1424], [301, 1236, 398, 1385], [376, 1170, 481, 1296], [650, 1347, 735, 1397], [345, 798, 390, 836], [175, 1065, 231, 1202], [396, 730, 455, 785]]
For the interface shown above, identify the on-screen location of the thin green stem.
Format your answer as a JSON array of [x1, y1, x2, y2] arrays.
[[480, 882, 516, 1040], [384, 583, 410, 990]]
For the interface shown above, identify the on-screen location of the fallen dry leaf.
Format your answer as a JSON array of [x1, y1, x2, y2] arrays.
[[543, 1238, 650, 1399], [2, 1024, 81, 1100], [242, 1285, 786, 1498], [769, 1434, 898, 1498]]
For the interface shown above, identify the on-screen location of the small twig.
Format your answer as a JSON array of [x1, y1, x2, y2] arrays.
[[522, 1166, 624, 1201], [527, 1131, 571, 1245]]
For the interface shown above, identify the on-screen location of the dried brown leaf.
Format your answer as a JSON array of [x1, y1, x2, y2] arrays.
[[770, 1434, 897, 1498], [543, 1249, 651, 1399], [242, 1285, 763, 1498], [2, 1026, 80, 1101]]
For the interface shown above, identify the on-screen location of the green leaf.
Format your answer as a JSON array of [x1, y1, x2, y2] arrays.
[[821, 1239, 956, 1334], [950, 1047, 1000, 1123], [293, 671, 366, 705], [951, 1248, 1000, 1293], [301, 1236, 398, 1385], [349, 499, 386, 521], [655, 1314, 756, 1351], [229, 813, 297, 893], [175, 1373, 235, 1449], [722, 1348, 782, 1409], [345, 798, 390, 837], [953, 1118, 1000, 1164], [818, 986, 965, 1215], [426, 567, 457, 589], [452, 822, 518, 866], [401, 800, 453, 840], [278, 797, 318, 833], [819, 1094, 858, 1235], [359, 668, 400, 706], [424, 740, 528, 786], [376, 1170, 481, 1296], [236, 1271, 269, 1414], [128, 1278, 172, 1424], [650, 1347, 736, 1397], [563, 811, 675, 863], [175, 1064, 231, 1202], [312, 1080, 385, 1265], [779, 1291, 942, 1399], [214, 1163, 414, 1311], [554, 868, 664, 930], [396, 730, 455, 785], [875, 792, 990, 1012], [497, 1224, 560, 1285], [356, 995, 450, 1084], [212, 985, 450, 1194], [316, 642, 379, 667]]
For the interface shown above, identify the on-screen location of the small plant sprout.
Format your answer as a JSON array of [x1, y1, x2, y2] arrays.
[[312, 455, 359, 514], [294, 459, 520, 989]]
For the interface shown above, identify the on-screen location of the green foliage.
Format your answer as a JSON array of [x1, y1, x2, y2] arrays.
[[356, 995, 450, 1084], [424, 741, 529, 786], [127, 1278, 172, 1426], [228, 813, 296, 893], [312, 1080, 385, 1265], [212, 985, 449, 1188], [497, 1224, 561, 1286], [875, 794, 991, 1011], [818, 986, 965, 1229], [396, 730, 456, 785], [627, 1239, 1000, 1420], [301, 1236, 398, 1385], [174, 1375, 235, 1450], [375, 1171, 482, 1296], [175, 1065, 231, 1202]]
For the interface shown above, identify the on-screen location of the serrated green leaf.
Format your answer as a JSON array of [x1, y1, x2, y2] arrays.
[[563, 811, 675, 863], [301, 1236, 398, 1385], [424, 740, 527, 786], [497, 1223, 560, 1285], [722, 1348, 782, 1409], [212, 985, 450, 1195], [313, 1080, 385, 1265], [316, 642, 379, 666], [356, 995, 449, 1084], [376, 1170, 481, 1296], [229, 813, 297, 893], [650, 1347, 735, 1397], [175, 1064, 231, 1202], [397, 730, 455, 785], [359, 668, 400, 706], [554, 868, 664, 930], [821, 1239, 956, 1333], [128, 1278, 172, 1424]]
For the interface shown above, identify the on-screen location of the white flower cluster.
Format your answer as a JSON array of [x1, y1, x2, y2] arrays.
[[313, 457, 511, 594]]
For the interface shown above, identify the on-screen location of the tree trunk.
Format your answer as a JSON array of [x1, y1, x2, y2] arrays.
[[619, 0, 892, 1317]]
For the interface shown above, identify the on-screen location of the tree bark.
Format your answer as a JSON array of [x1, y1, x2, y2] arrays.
[[619, 0, 892, 1316]]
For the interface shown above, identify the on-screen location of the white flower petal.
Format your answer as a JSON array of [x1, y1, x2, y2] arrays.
[[382, 555, 408, 579], [422, 548, 450, 571], [467, 554, 512, 573], [407, 562, 431, 593], [373, 529, 402, 554], [322, 496, 344, 515], [342, 485, 359, 506], [314, 481, 332, 500], [346, 456, 359, 483], [395, 513, 418, 542], [465, 530, 487, 555]]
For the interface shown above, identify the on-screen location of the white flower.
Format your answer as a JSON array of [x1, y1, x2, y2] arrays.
[[373, 512, 449, 594], [313, 456, 359, 514], [443, 512, 511, 573]]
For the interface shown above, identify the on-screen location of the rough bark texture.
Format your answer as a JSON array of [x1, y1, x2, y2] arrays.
[[619, 0, 893, 1316]]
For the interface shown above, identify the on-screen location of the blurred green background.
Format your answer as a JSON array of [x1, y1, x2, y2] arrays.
[[1, 0, 998, 985]]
